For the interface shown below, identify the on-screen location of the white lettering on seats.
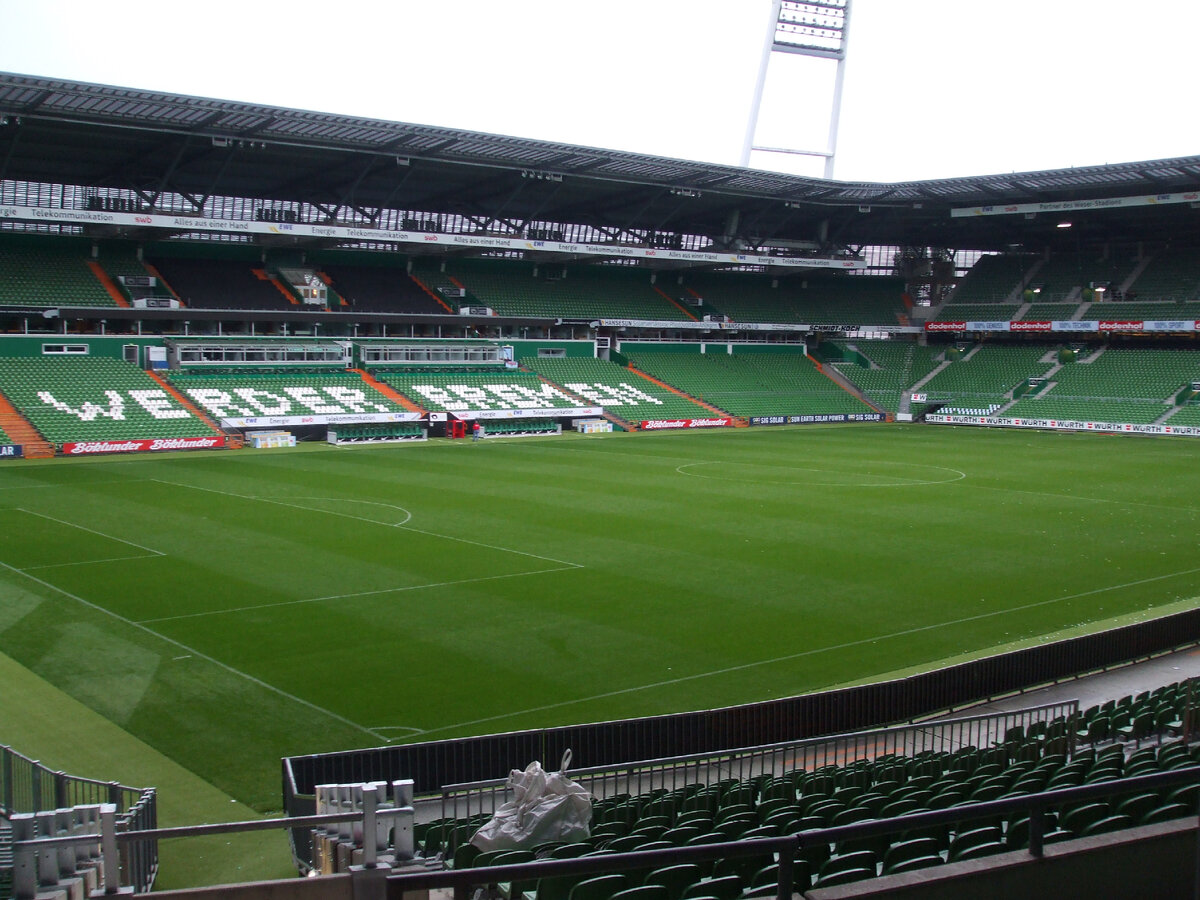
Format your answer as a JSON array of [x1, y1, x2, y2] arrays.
[[232, 388, 291, 415], [129, 389, 191, 419], [446, 385, 494, 409], [38, 389, 127, 420], [322, 386, 391, 413], [410, 385, 470, 411], [490, 383, 574, 407], [563, 382, 664, 406], [283, 387, 345, 414], [183, 388, 254, 418]]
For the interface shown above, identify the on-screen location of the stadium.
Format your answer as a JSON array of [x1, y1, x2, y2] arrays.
[[2, 2, 1200, 897]]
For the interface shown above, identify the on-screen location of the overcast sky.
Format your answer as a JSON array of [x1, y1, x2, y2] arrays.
[[2, 0, 1197, 184]]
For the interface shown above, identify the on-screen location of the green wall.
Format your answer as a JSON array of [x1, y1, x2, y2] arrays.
[[0, 335, 166, 360]]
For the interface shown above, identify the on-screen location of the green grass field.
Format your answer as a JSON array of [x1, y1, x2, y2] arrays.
[[2, 423, 1200, 829]]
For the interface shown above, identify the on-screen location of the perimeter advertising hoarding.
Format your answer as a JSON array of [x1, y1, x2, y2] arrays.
[[219, 412, 423, 428], [62, 436, 228, 455], [640, 418, 733, 430], [926, 320, 1196, 334], [749, 413, 885, 426], [925, 414, 1200, 437], [0, 445, 22, 458]]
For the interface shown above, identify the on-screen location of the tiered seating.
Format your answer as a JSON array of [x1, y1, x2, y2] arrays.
[[829, 342, 941, 413], [1083, 301, 1200, 320], [1165, 403, 1200, 427], [377, 369, 588, 413], [951, 255, 1030, 303], [421, 680, 1200, 893], [921, 345, 1055, 414], [522, 357, 717, 421], [0, 235, 117, 308], [98, 243, 174, 303], [677, 274, 906, 325], [147, 255, 296, 310], [627, 351, 874, 418], [1005, 347, 1198, 423], [1033, 252, 1137, 303], [1126, 249, 1200, 302], [168, 371, 406, 419], [1015, 302, 1077, 321], [0, 356, 215, 444], [932, 302, 1022, 323], [320, 262, 448, 314], [446, 260, 691, 321], [0, 422, 13, 444]]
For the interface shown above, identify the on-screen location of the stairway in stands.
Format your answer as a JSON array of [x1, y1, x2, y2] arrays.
[[0, 392, 53, 458]]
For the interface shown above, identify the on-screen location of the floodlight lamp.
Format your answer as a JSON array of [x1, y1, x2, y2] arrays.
[[1056, 221, 1072, 228]]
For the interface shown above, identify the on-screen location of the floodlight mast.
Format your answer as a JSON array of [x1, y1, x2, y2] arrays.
[[740, 0, 851, 179]]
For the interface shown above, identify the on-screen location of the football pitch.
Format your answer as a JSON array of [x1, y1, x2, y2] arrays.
[[2, 423, 1200, 816]]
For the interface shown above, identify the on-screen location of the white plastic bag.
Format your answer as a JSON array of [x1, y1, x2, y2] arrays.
[[470, 750, 592, 851]]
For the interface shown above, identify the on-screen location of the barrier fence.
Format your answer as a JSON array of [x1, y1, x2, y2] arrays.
[[1, 744, 158, 894], [437, 701, 1077, 823], [284, 606, 1200, 811]]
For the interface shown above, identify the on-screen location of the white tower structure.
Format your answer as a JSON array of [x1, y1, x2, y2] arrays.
[[740, 0, 852, 179]]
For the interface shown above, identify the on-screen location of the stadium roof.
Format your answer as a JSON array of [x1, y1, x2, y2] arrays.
[[3, 72, 1200, 256]]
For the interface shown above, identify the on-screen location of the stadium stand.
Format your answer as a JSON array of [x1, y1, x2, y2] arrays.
[[146, 254, 297, 310], [1083, 300, 1200, 320], [1005, 347, 1199, 423], [375, 369, 596, 414], [521, 357, 720, 421], [443, 260, 693, 321], [1124, 248, 1200, 302], [932, 302, 1023, 323], [827, 341, 941, 413], [920, 345, 1056, 414], [673, 273, 906, 325], [949, 254, 1031, 303], [1029, 251, 1138, 303], [0, 234, 119, 308], [412, 678, 1200, 892], [167, 370, 409, 420], [0, 356, 218, 445], [625, 350, 876, 418], [319, 259, 449, 314]]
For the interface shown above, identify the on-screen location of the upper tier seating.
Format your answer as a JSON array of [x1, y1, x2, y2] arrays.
[[0, 356, 215, 444], [1125, 248, 1200, 302], [147, 256, 297, 310], [626, 351, 875, 418], [0, 235, 117, 308], [950, 254, 1031, 303], [675, 273, 906, 325], [438, 260, 692, 321], [320, 262, 449, 314], [167, 371, 406, 420], [520, 357, 718, 421], [933, 302, 1022, 323], [1083, 301, 1200, 320], [1005, 347, 1199, 423], [1031, 252, 1138, 303], [829, 342, 941, 413]]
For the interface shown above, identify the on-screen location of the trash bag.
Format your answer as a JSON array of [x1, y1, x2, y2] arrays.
[[470, 750, 592, 851]]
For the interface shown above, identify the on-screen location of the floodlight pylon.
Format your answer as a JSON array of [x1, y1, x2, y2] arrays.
[[740, 0, 851, 179]]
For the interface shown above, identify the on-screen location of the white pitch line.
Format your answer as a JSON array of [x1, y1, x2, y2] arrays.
[[0, 560, 386, 742], [137, 564, 580, 624], [151, 479, 412, 528], [965, 482, 1200, 516], [414, 564, 1200, 738], [22, 554, 162, 571], [153, 477, 585, 568], [15, 508, 165, 556]]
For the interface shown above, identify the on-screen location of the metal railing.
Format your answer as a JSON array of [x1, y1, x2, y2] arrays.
[[438, 701, 1077, 822], [1, 744, 158, 893], [387, 766, 1200, 900], [285, 607, 1200, 816]]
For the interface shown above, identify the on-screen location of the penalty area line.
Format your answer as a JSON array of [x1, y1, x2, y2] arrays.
[[0, 560, 386, 743], [413, 564, 1200, 739], [137, 565, 582, 624]]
